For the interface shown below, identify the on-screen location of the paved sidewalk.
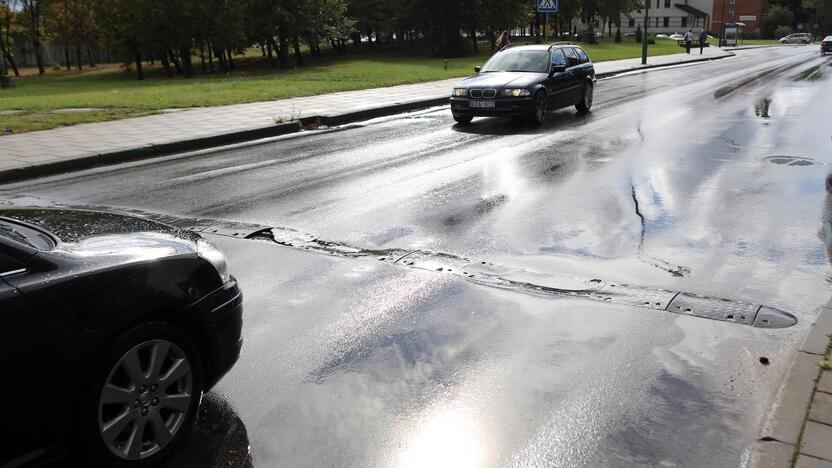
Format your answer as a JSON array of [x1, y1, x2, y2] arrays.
[[750, 300, 832, 468], [0, 46, 732, 183]]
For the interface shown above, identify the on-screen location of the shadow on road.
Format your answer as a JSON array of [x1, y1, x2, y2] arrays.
[[161, 393, 253, 468], [451, 109, 591, 136]]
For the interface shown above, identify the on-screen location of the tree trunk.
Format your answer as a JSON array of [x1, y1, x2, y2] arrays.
[[534, 14, 541, 43], [266, 38, 275, 67], [169, 50, 183, 74], [214, 46, 226, 72], [180, 46, 193, 78], [64, 46, 71, 70], [469, 19, 478, 54], [86, 49, 95, 67], [226, 48, 234, 69], [76, 43, 82, 70], [277, 30, 289, 68], [199, 41, 206, 72], [2, 42, 20, 76], [134, 50, 144, 80], [293, 37, 302, 66], [0, 44, 9, 88], [161, 53, 173, 77], [207, 44, 215, 73]]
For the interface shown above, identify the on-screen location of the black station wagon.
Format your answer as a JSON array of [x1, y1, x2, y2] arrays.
[[449, 43, 596, 125]]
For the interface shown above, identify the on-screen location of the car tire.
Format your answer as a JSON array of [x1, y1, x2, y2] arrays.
[[453, 114, 473, 124], [77, 321, 203, 468], [576, 82, 593, 113], [529, 91, 548, 125]]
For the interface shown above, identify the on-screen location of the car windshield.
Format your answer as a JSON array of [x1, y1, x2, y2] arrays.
[[480, 50, 550, 73], [0, 218, 55, 250]]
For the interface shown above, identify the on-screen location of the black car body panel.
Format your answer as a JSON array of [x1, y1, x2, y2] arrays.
[[450, 44, 596, 118], [0, 208, 243, 467]]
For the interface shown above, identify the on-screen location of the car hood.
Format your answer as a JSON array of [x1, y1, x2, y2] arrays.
[[458, 72, 545, 89], [0, 208, 203, 261], [0, 208, 196, 243]]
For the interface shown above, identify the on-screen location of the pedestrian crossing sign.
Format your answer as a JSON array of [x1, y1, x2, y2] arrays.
[[537, 0, 558, 12]]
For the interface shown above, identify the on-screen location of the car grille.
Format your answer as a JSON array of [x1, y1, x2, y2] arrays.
[[469, 88, 497, 98]]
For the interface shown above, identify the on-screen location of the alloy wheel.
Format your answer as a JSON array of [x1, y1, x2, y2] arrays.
[[584, 83, 593, 109], [98, 339, 193, 460], [535, 94, 547, 123]]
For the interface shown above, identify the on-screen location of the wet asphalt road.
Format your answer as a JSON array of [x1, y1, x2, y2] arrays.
[[4, 46, 832, 467]]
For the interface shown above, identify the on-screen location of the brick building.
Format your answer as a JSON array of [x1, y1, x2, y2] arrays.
[[712, 0, 765, 33]]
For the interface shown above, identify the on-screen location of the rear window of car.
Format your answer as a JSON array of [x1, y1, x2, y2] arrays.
[[575, 48, 589, 63]]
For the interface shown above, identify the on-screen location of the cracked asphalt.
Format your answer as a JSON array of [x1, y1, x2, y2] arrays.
[[3, 46, 832, 467]]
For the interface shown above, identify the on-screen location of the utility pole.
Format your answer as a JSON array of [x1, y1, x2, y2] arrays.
[[719, 0, 727, 46], [641, 0, 649, 64]]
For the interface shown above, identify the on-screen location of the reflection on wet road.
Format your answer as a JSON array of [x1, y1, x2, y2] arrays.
[[3, 46, 832, 467]]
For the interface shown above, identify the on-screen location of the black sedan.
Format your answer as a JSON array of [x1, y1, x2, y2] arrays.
[[0, 208, 243, 467], [822, 36, 831, 55], [449, 43, 596, 125]]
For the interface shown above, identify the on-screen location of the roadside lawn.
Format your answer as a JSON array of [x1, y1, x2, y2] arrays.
[[1, 38, 685, 134]]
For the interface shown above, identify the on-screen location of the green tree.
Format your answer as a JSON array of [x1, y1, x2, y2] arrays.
[[762, 4, 794, 38], [803, 0, 831, 36], [20, 0, 45, 75], [0, 0, 19, 78]]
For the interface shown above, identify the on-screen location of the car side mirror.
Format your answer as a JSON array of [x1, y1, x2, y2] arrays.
[[474, 66, 481, 73], [550, 65, 566, 75]]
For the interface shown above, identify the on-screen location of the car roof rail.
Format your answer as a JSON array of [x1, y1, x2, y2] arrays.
[[549, 42, 577, 48]]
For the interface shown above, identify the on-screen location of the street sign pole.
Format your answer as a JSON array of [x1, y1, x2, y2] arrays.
[[641, 0, 649, 64], [536, 0, 559, 41]]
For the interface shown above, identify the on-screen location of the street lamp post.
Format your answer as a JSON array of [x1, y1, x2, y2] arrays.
[[641, 0, 650, 64], [719, 0, 727, 46]]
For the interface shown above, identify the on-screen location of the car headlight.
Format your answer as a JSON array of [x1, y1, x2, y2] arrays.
[[452, 88, 468, 97], [197, 239, 229, 283], [502, 88, 531, 97]]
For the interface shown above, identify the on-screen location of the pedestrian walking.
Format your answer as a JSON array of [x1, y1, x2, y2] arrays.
[[684, 29, 694, 54], [496, 31, 511, 52], [699, 29, 707, 54]]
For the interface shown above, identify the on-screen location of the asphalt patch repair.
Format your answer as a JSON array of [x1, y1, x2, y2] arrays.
[[0, 195, 799, 329]]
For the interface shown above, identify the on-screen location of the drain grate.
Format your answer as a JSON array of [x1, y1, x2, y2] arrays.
[[763, 155, 823, 167]]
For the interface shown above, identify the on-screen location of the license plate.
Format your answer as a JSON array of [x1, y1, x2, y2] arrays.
[[470, 100, 495, 108]]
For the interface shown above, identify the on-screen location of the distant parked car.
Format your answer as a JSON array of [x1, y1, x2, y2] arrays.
[[655, 33, 669, 39], [623, 31, 636, 37], [669, 33, 684, 40], [780, 33, 812, 44], [821, 36, 832, 54], [449, 43, 596, 125], [1, 208, 243, 467]]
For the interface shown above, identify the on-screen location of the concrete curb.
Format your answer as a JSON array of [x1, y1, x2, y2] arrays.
[[0, 51, 734, 185], [594, 50, 735, 79], [750, 301, 832, 467]]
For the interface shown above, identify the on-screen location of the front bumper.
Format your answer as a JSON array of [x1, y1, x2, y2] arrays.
[[193, 277, 243, 390], [449, 96, 534, 117]]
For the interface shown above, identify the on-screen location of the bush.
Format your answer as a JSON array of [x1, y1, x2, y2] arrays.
[[635, 24, 642, 43], [774, 25, 792, 38], [615, 27, 622, 43]]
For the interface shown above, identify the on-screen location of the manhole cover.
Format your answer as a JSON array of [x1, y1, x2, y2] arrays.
[[763, 155, 824, 167]]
